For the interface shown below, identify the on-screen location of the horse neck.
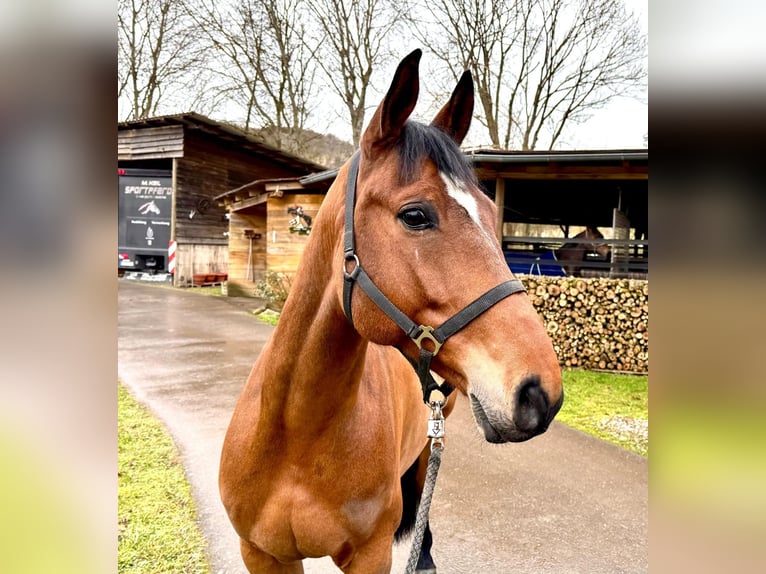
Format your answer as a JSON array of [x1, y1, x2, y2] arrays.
[[261, 183, 368, 425]]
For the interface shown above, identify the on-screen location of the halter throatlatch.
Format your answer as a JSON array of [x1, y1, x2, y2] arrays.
[[342, 151, 527, 403]]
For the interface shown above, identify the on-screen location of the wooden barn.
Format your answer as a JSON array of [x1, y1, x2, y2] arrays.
[[215, 170, 336, 297], [117, 112, 325, 286]]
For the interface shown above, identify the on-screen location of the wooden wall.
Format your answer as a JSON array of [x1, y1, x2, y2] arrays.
[[117, 125, 184, 160], [173, 130, 314, 288], [174, 243, 229, 285], [173, 131, 305, 244], [266, 193, 325, 275], [226, 209, 268, 296]]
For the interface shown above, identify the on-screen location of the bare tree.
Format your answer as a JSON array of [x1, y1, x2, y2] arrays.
[[410, 0, 647, 149], [304, 0, 406, 147], [189, 0, 319, 155], [118, 0, 201, 120]]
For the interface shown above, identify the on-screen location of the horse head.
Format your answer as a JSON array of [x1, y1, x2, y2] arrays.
[[583, 226, 611, 258], [335, 49, 563, 443]]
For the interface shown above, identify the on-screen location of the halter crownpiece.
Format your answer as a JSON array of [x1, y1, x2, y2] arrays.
[[341, 151, 527, 403]]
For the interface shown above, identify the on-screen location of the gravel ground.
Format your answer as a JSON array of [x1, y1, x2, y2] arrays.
[[599, 416, 648, 454]]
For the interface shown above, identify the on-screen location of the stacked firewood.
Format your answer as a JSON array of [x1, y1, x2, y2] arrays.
[[520, 275, 648, 373]]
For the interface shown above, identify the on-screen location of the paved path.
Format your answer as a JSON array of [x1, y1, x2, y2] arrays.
[[118, 281, 647, 573]]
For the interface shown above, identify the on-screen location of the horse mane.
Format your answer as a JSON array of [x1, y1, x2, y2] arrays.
[[395, 121, 477, 186]]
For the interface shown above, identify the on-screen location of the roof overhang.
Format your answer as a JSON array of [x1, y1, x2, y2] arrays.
[[118, 112, 327, 173], [216, 170, 337, 212], [465, 148, 648, 180]]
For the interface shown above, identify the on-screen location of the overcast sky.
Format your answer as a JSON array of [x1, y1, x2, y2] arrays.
[[316, 0, 649, 151], [568, 0, 647, 149]]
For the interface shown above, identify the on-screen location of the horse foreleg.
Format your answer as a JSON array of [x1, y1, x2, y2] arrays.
[[239, 538, 304, 574], [415, 521, 437, 574], [337, 534, 394, 574]]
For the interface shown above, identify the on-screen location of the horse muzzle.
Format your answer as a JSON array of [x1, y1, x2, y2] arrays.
[[469, 375, 564, 444]]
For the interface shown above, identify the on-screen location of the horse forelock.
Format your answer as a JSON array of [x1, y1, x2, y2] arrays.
[[395, 122, 476, 188]]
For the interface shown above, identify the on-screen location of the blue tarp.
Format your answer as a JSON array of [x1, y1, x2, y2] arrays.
[[505, 250, 567, 277]]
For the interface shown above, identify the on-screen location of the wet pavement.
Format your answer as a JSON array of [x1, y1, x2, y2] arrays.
[[118, 281, 647, 573]]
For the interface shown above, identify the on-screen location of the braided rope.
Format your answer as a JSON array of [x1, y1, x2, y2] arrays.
[[405, 443, 443, 574]]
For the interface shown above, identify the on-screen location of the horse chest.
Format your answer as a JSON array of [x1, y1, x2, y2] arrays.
[[252, 465, 392, 561]]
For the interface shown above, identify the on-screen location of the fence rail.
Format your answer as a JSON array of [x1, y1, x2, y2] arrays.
[[503, 236, 648, 277], [502, 236, 648, 247]]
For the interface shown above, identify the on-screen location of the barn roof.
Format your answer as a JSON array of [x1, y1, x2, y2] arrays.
[[464, 148, 647, 163], [214, 169, 338, 211], [118, 112, 327, 173], [464, 148, 648, 180]]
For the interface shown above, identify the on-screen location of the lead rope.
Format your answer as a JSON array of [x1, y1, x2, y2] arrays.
[[405, 399, 446, 574]]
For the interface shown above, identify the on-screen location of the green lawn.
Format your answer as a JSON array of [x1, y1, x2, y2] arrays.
[[148, 283, 224, 297], [185, 285, 224, 296], [118, 383, 211, 573], [556, 369, 648, 456]]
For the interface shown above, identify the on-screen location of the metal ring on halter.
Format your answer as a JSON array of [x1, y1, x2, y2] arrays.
[[343, 253, 361, 280], [412, 325, 443, 355]]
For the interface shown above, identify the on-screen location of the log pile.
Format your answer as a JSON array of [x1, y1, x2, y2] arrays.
[[520, 275, 648, 373]]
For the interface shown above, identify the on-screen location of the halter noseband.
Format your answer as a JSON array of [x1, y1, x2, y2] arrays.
[[342, 151, 527, 404]]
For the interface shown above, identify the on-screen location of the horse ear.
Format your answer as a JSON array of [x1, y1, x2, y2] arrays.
[[431, 70, 474, 145], [361, 49, 421, 154]]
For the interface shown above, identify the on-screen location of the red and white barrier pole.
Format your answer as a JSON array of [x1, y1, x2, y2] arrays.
[[168, 240, 176, 274]]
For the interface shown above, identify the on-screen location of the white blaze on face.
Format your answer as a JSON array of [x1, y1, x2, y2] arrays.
[[440, 172, 498, 250], [440, 172, 481, 226]]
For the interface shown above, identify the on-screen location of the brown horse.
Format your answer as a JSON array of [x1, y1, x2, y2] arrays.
[[219, 49, 563, 574], [556, 226, 611, 276]]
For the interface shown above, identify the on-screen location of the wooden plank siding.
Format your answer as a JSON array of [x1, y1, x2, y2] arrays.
[[266, 194, 324, 275], [226, 209, 268, 297], [170, 131, 308, 284], [174, 130, 302, 245], [117, 126, 184, 160], [174, 243, 229, 285], [474, 163, 648, 181]]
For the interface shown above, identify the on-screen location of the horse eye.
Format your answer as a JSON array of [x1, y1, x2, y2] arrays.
[[398, 207, 433, 230]]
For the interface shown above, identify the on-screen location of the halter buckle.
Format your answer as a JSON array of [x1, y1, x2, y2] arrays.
[[413, 325, 443, 356]]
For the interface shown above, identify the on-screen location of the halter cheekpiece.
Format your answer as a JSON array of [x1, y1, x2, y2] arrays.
[[342, 151, 527, 404]]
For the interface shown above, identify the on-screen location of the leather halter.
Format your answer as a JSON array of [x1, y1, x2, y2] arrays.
[[342, 151, 526, 403]]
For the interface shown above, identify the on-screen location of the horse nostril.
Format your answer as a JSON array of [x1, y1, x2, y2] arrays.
[[513, 375, 549, 433]]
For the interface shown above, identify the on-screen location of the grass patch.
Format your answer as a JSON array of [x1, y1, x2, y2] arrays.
[[118, 383, 211, 574], [557, 369, 648, 456], [132, 281, 224, 297], [252, 308, 280, 326], [185, 285, 224, 297]]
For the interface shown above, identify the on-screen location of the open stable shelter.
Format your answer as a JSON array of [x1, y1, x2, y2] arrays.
[[117, 112, 325, 285], [468, 149, 648, 277], [215, 170, 336, 297], [467, 149, 648, 238]]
